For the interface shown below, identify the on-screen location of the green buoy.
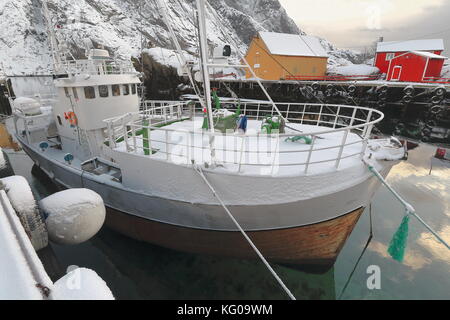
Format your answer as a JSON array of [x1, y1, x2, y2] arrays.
[[387, 213, 410, 262]]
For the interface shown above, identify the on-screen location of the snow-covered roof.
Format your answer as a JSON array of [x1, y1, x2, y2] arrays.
[[377, 39, 444, 53], [258, 32, 328, 58], [410, 51, 447, 59]]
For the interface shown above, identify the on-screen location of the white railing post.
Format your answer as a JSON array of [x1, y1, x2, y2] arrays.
[[304, 136, 316, 175], [349, 107, 357, 126], [107, 122, 114, 148], [270, 133, 280, 175], [123, 122, 129, 152], [286, 103, 291, 120], [317, 104, 323, 126], [301, 104, 306, 124], [131, 124, 137, 153], [362, 110, 373, 137], [335, 129, 349, 169], [256, 103, 261, 120], [333, 106, 341, 129], [238, 135, 246, 173]]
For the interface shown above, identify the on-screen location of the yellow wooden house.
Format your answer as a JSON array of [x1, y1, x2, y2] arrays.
[[244, 32, 329, 80]]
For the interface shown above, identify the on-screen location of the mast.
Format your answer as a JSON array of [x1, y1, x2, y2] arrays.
[[195, 0, 215, 133], [155, 0, 206, 108], [41, 0, 62, 74]]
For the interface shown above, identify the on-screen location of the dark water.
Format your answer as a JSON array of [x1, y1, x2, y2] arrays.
[[1, 143, 449, 300]]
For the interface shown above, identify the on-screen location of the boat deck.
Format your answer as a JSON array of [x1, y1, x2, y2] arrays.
[[114, 117, 366, 176]]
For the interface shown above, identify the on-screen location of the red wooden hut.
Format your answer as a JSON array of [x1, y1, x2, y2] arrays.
[[374, 39, 447, 82]]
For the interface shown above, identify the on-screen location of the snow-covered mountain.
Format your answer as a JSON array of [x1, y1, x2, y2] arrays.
[[0, 0, 360, 75]]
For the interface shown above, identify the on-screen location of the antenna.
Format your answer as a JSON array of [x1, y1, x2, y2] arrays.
[[196, 0, 215, 133], [155, 0, 204, 107], [41, 0, 75, 74], [83, 38, 94, 57]]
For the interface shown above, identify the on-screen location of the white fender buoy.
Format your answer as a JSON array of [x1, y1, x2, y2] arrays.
[[39, 188, 106, 245], [50, 267, 114, 300]]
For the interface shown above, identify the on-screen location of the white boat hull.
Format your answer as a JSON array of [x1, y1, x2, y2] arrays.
[[18, 136, 396, 270]]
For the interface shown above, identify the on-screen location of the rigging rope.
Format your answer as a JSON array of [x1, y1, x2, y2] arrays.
[[193, 164, 296, 300]]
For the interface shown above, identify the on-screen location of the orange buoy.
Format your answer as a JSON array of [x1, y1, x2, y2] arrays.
[[66, 111, 77, 127]]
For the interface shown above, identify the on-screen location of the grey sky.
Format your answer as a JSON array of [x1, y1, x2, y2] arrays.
[[279, 0, 450, 55]]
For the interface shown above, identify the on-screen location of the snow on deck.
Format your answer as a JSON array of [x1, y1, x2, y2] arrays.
[[115, 117, 365, 176]]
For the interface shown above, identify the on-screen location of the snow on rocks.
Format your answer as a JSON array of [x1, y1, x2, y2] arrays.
[[39, 188, 106, 245], [50, 268, 114, 300], [0, 0, 360, 75], [144, 47, 195, 70]]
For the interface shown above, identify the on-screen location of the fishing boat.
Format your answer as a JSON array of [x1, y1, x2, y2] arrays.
[[11, 0, 406, 271]]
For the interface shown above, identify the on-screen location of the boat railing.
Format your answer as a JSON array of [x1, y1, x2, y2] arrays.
[[12, 110, 54, 145], [57, 59, 136, 76], [104, 101, 384, 175]]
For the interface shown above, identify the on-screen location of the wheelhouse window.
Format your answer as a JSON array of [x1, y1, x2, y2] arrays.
[[84, 86, 96, 99], [131, 84, 136, 95], [99, 85, 109, 98], [112, 84, 120, 96], [123, 84, 130, 96], [386, 53, 395, 61]]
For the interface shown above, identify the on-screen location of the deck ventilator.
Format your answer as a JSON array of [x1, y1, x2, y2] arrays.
[[193, 164, 296, 300]]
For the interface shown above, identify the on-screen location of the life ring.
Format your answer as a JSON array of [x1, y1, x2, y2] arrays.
[[64, 111, 77, 127]]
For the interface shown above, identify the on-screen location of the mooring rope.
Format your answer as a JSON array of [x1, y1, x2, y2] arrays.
[[364, 160, 450, 251], [337, 204, 373, 300], [193, 164, 296, 300]]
